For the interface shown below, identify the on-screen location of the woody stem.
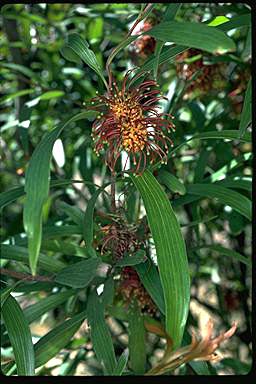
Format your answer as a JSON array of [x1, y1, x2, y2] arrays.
[[111, 171, 116, 213]]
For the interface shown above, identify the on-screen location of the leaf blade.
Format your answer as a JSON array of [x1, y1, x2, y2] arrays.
[[2, 295, 35, 375], [147, 21, 236, 54], [131, 170, 190, 349]]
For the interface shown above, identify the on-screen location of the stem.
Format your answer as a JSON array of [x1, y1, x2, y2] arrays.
[[110, 171, 116, 213], [106, 3, 154, 87], [0, 268, 54, 282]]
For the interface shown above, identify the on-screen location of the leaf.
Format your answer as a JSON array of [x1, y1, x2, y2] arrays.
[[1, 244, 65, 273], [2, 295, 35, 375], [191, 244, 251, 267], [57, 201, 84, 227], [101, 276, 115, 307], [23, 111, 96, 275], [147, 21, 236, 54], [187, 183, 252, 220], [62, 33, 108, 88], [151, 130, 251, 171], [0, 179, 84, 210], [0, 281, 22, 308], [157, 170, 186, 195], [135, 260, 165, 315], [112, 349, 129, 376], [131, 170, 190, 349], [217, 13, 251, 32], [41, 239, 88, 258], [239, 78, 252, 138], [137, 45, 187, 77], [54, 258, 101, 288], [83, 187, 105, 251], [128, 306, 146, 374], [153, 4, 181, 78], [217, 178, 252, 192], [207, 15, 230, 27], [87, 290, 117, 375], [116, 249, 146, 267], [25, 90, 65, 108], [34, 310, 87, 367], [24, 289, 76, 323], [0, 89, 34, 105]]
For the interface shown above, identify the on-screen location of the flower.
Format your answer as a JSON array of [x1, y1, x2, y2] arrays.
[[89, 69, 175, 174], [146, 319, 237, 375]]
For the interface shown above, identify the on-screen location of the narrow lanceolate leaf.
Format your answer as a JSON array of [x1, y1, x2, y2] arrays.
[[116, 249, 146, 267], [192, 244, 251, 267], [158, 170, 186, 195], [62, 33, 108, 88], [153, 4, 181, 78], [23, 111, 96, 276], [187, 184, 252, 220], [87, 290, 117, 375], [147, 21, 236, 54], [55, 258, 101, 288], [2, 295, 35, 375], [24, 289, 76, 323], [113, 349, 129, 376], [1, 244, 65, 273], [217, 13, 251, 32], [128, 306, 146, 375], [57, 201, 84, 227], [131, 170, 190, 349], [151, 130, 251, 171], [239, 78, 252, 138], [1, 281, 22, 308], [83, 187, 105, 251], [34, 310, 87, 367]]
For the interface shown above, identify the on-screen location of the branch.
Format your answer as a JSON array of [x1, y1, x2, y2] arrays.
[[0, 268, 54, 282]]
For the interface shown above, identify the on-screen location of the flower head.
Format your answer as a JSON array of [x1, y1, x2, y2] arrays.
[[89, 69, 175, 174]]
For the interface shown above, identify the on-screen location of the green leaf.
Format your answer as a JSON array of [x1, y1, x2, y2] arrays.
[[147, 21, 236, 54], [191, 244, 251, 267], [0, 89, 34, 105], [24, 289, 76, 323], [1, 244, 65, 273], [25, 90, 65, 108], [158, 170, 186, 195], [62, 33, 108, 88], [239, 78, 252, 138], [138, 45, 187, 77], [57, 201, 84, 227], [116, 249, 146, 267], [135, 260, 165, 315], [153, 4, 181, 78], [2, 295, 35, 375], [41, 239, 88, 258], [0, 179, 84, 210], [131, 170, 190, 349], [34, 310, 87, 367], [54, 258, 101, 288], [0, 281, 22, 308], [217, 178, 252, 193], [23, 111, 96, 275], [207, 15, 230, 27], [151, 130, 251, 171], [217, 13, 251, 32], [112, 350, 129, 375], [87, 290, 117, 375], [83, 187, 106, 250], [128, 305, 146, 374], [187, 183, 252, 220]]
